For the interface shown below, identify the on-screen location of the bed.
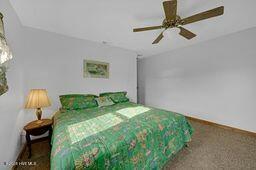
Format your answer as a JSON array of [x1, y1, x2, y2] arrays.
[[50, 102, 193, 169]]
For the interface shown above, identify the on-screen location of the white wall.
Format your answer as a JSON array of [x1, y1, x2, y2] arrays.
[[0, 0, 26, 169], [21, 27, 137, 121], [139, 27, 256, 133], [0, 0, 137, 168]]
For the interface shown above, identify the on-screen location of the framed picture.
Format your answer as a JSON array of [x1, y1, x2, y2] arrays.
[[83, 60, 109, 78]]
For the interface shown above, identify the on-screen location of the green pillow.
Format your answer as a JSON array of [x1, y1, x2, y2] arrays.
[[95, 96, 114, 107], [100, 91, 127, 97], [59, 94, 98, 110], [99, 91, 129, 103]]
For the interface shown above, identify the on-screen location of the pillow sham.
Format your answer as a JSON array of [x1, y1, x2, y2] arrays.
[[99, 91, 129, 103], [59, 94, 98, 110], [95, 96, 114, 107], [100, 91, 127, 97]]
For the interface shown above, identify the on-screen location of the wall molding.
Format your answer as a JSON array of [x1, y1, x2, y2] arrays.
[[186, 116, 256, 137]]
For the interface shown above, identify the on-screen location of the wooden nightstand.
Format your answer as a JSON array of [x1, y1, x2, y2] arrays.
[[23, 119, 53, 158]]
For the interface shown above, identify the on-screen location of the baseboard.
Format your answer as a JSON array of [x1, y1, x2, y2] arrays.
[[186, 116, 256, 137]]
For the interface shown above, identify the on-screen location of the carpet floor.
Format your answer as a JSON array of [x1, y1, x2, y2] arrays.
[[16, 120, 256, 170]]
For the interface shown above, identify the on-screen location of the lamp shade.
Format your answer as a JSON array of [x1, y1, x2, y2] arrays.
[[25, 89, 51, 109]]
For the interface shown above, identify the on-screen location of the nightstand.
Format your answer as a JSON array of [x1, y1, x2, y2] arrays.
[[23, 119, 53, 158]]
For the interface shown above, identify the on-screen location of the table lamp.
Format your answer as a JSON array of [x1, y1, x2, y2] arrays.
[[25, 89, 51, 120]]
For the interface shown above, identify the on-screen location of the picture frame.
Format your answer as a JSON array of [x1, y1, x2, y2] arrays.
[[83, 60, 109, 79]]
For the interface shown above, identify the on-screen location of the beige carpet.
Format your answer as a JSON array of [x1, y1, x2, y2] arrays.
[[16, 120, 256, 170], [165, 120, 256, 170]]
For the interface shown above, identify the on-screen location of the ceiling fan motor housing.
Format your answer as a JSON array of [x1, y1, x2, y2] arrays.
[[162, 15, 183, 29]]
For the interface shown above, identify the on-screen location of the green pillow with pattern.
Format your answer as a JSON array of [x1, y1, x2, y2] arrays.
[[95, 96, 114, 107], [59, 94, 98, 110], [100, 91, 129, 103], [100, 91, 127, 97]]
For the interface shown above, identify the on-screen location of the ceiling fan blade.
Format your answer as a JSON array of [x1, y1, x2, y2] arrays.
[[181, 6, 224, 25], [179, 27, 196, 40], [152, 32, 164, 44], [163, 0, 177, 21], [133, 26, 163, 32]]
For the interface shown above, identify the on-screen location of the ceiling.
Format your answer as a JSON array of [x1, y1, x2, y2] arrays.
[[9, 0, 256, 57]]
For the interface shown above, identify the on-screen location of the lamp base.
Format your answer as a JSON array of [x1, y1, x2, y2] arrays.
[[36, 108, 42, 120]]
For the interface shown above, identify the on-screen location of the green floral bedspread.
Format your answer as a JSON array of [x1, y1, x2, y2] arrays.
[[51, 102, 193, 170]]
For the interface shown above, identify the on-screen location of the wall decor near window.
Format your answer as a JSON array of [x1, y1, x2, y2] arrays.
[[83, 60, 109, 79], [0, 12, 13, 96]]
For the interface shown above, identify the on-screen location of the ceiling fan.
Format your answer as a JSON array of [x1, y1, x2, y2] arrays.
[[133, 0, 224, 44]]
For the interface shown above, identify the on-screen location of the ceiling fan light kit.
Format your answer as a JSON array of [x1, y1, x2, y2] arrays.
[[133, 0, 224, 44]]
